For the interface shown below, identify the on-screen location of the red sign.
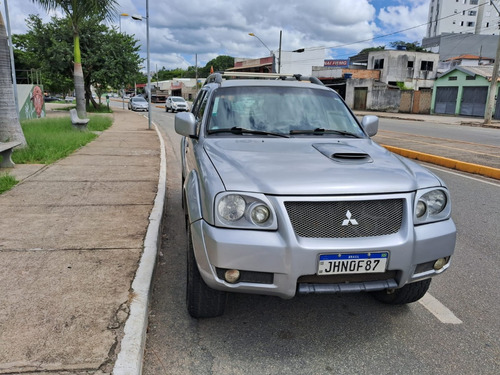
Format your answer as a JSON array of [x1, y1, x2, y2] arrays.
[[324, 59, 349, 68]]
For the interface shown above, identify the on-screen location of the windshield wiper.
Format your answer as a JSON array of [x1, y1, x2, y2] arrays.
[[290, 128, 360, 138], [208, 127, 289, 138]]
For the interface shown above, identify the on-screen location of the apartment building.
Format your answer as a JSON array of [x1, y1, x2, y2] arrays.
[[427, 0, 499, 38]]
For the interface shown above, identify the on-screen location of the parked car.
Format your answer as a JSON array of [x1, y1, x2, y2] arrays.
[[128, 96, 149, 111], [43, 96, 59, 102], [165, 96, 189, 112], [175, 72, 456, 318]]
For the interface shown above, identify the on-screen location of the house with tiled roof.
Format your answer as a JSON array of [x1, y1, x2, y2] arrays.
[[432, 66, 500, 118]]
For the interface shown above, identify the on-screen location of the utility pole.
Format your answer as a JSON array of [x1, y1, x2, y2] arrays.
[[484, 0, 500, 124]]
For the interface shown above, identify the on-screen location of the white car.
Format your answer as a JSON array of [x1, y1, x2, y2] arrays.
[[165, 96, 189, 112]]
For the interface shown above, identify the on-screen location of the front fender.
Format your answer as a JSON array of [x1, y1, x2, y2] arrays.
[[184, 170, 203, 224]]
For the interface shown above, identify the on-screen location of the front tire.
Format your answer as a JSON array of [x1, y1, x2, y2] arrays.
[[186, 224, 227, 318], [372, 279, 431, 305]]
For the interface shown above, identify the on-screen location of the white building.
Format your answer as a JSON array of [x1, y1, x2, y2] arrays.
[[427, 0, 499, 38]]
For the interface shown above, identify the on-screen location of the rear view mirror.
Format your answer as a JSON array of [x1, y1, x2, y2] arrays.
[[175, 112, 197, 138], [361, 115, 379, 137]]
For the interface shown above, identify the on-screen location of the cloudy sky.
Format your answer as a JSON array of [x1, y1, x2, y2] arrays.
[[6, 0, 431, 70]]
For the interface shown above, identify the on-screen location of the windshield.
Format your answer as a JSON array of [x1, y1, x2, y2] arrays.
[[134, 97, 147, 102], [172, 97, 185, 102], [206, 86, 364, 137]]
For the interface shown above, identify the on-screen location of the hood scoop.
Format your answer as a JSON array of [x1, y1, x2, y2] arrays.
[[313, 143, 373, 164]]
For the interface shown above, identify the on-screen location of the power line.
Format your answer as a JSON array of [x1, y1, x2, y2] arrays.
[[299, 2, 487, 53]]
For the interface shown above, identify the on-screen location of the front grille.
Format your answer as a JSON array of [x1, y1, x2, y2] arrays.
[[284, 199, 403, 238]]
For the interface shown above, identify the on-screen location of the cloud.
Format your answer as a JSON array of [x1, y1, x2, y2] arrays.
[[377, 0, 430, 42], [7, 0, 430, 70]]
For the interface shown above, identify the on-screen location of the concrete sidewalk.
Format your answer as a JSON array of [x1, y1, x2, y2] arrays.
[[0, 108, 163, 373]]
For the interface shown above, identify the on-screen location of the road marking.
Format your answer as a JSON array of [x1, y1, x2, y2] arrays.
[[427, 165, 500, 187], [419, 293, 463, 324]]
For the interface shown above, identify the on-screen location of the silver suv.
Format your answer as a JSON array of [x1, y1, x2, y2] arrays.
[[175, 72, 456, 318]]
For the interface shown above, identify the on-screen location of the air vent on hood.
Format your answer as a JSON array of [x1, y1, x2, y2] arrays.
[[313, 143, 373, 164]]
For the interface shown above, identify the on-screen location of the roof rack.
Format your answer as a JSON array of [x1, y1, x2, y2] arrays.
[[205, 72, 324, 86]]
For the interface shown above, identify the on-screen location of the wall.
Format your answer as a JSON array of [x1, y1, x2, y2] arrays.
[[400, 89, 433, 114], [278, 48, 325, 76], [345, 79, 400, 112]]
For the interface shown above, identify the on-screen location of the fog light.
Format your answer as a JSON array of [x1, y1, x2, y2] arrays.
[[224, 269, 240, 283], [433, 258, 448, 270]]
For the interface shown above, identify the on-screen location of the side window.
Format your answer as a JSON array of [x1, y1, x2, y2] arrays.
[[191, 90, 208, 119]]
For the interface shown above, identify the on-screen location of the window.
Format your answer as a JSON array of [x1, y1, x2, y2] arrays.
[[206, 87, 363, 136], [407, 61, 414, 68], [486, 22, 490, 28], [470, 0, 478, 4], [374, 59, 384, 69], [466, 76, 476, 80], [469, 11, 477, 16], [461, 21, 464, 26], [467, 21, 475, 27], [421, 61, 434, 71], [448, 76, 458, 81]]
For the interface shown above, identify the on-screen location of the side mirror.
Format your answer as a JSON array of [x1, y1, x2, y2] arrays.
[[361, 115, 379, 137], [175, 112, 197, 137]]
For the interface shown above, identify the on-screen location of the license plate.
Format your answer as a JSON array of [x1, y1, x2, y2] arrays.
[[318, 252, 388, 275]]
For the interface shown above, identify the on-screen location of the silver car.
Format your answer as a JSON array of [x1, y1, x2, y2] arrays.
[[175, 72, 456, 318], [128, 96, 149, 111]]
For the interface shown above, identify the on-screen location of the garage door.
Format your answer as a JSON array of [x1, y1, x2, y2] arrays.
[[460, 86, 488, 117], [434, 87, 458, 115]]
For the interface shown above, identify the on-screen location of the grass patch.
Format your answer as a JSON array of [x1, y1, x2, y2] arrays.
[[13, 115, 112, 164], [87, 104, 113, 113], [0, 173, 18, 194]]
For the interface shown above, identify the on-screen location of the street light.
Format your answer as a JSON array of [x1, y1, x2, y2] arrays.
[[130, 1, 151, 130], [249, 31, 282, 73], [248, 33, 274, 73], [118, 13, 129, 33], [248, 33, 272, 54]]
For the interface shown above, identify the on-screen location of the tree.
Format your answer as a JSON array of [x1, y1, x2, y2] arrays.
[[15, 15, 142, 109], [358, 46, 385, 54], [388, 41, 426, 52], [199, 55, 235, 77], [0, 11, 26, 146], [32, 0, 118, 119]]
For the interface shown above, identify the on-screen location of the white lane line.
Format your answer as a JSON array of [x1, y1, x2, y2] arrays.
[[419, 293, 463, 324]]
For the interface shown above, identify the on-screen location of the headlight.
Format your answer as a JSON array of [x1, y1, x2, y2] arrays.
[[414, 188, 451, 225], [218, 194, 245, 221], [215, 193, 277, 230]]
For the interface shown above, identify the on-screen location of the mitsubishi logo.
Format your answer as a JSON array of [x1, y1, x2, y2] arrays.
[[342, 210, 358, 226]]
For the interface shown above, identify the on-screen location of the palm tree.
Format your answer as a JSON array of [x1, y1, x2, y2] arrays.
[[0, 11, 26, 146], [32, 0, 118, 119]]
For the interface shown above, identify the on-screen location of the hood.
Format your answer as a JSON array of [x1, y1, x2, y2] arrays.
[[204, 138, 441, 195]]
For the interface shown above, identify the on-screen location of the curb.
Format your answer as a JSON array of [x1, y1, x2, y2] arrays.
[[113, 121, 166, 374], [382, 144, 500, 180]]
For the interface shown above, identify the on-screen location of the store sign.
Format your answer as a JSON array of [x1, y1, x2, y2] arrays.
[[324, 59, 349, 68]]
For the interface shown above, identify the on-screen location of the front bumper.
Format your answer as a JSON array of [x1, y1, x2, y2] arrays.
[[190, 193, 456, 299]]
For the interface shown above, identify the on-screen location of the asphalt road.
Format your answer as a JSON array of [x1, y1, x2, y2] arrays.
[[143, 109, 500, 375]]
